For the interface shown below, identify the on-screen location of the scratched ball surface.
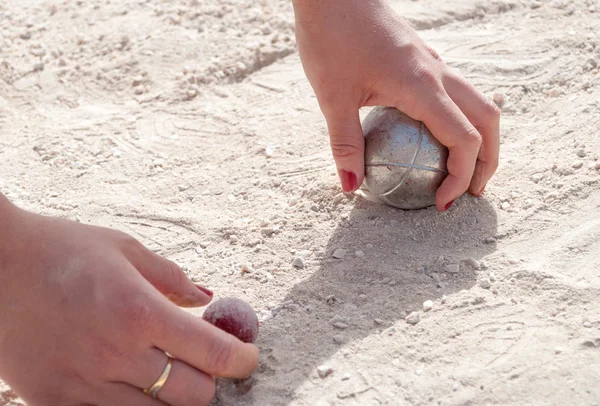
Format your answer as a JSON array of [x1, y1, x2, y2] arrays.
[[202, 298, 259, 343], [363, 106, 449, 210]]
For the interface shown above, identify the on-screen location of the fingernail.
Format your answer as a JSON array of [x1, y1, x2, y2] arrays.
[[339, 170, 357, 193], [195, 284, 213, 297], [477, 185, 486, 196], [443, 200, 455, 212]]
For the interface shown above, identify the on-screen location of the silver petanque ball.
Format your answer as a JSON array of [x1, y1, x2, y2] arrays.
[[363, 106, 449, 210]]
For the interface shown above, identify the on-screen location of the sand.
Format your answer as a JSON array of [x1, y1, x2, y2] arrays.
[[1, 0, 599, 405]]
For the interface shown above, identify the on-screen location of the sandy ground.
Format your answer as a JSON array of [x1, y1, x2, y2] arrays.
[[1, 0, 600, 405]]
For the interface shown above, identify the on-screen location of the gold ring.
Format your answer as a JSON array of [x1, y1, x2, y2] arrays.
[[143, 355, 173, 399]]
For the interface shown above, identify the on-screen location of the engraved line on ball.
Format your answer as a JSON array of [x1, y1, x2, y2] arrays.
[[367, 121, 424, 198], [365, 162, 449, 174]]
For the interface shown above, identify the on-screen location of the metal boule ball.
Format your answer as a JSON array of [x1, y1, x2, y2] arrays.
[[362, 106, 449, 210]]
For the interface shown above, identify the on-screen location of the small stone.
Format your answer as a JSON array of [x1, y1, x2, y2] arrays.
[[479, 278, 492, 289], [441, 295, 447, 304], [492, 92, 505, 108], [341, 373, 351, 381], [333, 322, 348, 330], [288, 197, 298, 206], [572, 161, 583, 169], [405, 311, 421, 325], [548, 88, 561, 98], [374, 318, 385, 325], [501, 201, 511, 210], [332, 248, 346, 259], [326, 295, 336, 305], [355, 250, 365, 258], [531, 173, 545, 183], [186, 89, 197, 99], [489, 272, 497, 282], [333, 335, 344, 344], [33, 62, 44, 72], [292, 257, 305, 269], [464, 258, 480, 269], [594, 162, 600, 170], [261, 227, 275, 236], [20, 31, 32, 40], [240, 264, 255, 274], [554, 347, 563, 354], [445, 264, 460, 274], [317, 365, 333, 378], [423, 300, 434, 312], [333, 193, 345, 205], [229, 235, 238, 243], [583, 321, 592, 328], [484, 237, 497, 244], [576, 149, 587, 158]]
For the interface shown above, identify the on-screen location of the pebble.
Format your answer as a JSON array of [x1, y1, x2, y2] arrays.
[[431, 272, 442, 287], [288, 197, 298, 206], [423, 300, 434, 312], [333, 322, 348, 330], [292, 257, 305, 269], [355, 250, 365, 258], [333, 335, 344, 344], [479, 278, 492, 289], [531, 173, 545, 183], [548, 88, 561, 98], [464, 258, 480, 269], [229, 235, 238, 243], [583, 321, 592, 328], [329, 315, 344, 325], [485, 237, 497, 244], [405, 311, 421, 325], [594, 162, 600, 170], [333, 193, 345, 205], [492, 92, 505, 108], [374, 318, 385, 325], [332, 248, 346, 259], [576, 149, 587, 158], [445, 264, 460, 274], [554, 347, 563, 354], [489, 272, 497, 282], [572, 161, 583, 169], [441, 295, 447, 304], [317, 365, 333, 378], [501, 201, 511, 210], [240, 264, 255, 274], [32, 62, 44, 72]]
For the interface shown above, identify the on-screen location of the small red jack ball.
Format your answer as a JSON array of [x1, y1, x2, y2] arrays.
[[202, 298, 259, 343]]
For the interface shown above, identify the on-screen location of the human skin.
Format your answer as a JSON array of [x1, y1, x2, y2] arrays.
[[0, 1, 500, 405], [292, 0, 500, 211]]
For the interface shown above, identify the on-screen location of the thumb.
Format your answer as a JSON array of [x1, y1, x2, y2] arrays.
[[324, 108, 365, 193], [125, 242, 213, 307]]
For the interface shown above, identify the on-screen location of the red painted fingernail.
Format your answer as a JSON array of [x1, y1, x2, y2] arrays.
[[443, 200, 455, 211], [339, 170, 357, 193], [195, 284, 213, 297]]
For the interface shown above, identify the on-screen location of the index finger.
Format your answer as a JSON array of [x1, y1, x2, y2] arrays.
[[153, 304, 259, 379]]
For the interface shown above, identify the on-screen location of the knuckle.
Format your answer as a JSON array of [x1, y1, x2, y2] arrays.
[[206, 334, 235, 375], [412, 65, 440, 88], [163, 259, 185, 288], [120, 295, 157, 334], [483, 97, 502, 120], [329, 140, 362, 160], [464, 127, 483, 147]]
